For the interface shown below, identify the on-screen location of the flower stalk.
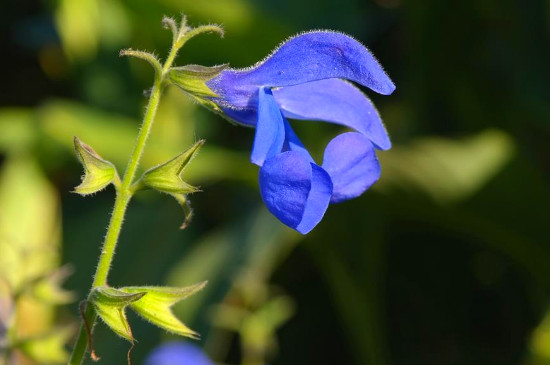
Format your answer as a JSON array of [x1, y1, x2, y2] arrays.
[[68, 21, 187, 365]]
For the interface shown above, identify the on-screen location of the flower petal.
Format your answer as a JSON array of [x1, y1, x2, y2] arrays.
[[322, 132, 381, 203], [297, 163, 333, 234], [274, 78, 391, 150], [282, 120, 313, 162], [250, 87, 285, 166], [207, 31, 395, 110], [146, 342, 214, 365], [221, 107, 256, 126], [259, 151, 333, 234], [223, 107, 319, 163]]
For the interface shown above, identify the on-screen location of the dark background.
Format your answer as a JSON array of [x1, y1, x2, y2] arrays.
[[0, 0, 549, 364]]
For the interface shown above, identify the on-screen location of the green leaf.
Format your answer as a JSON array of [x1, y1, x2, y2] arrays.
[[90, 286, 145, 341], [0, 108, 36, 154], [36, 99, 253, 184], [120, 282, 207, 338], [17, 327, 73, 364], [55, 0, 131, 61], [73, 136, 119, 195], [55, 0, 100, 61], [376, 129, 515, 204], [168, 64, 228, 98], [165, 209, 301, 325], [140, 140, 204, 194], [30, 266, 75, 305], [240, 295, 295, 354], [527, 307, 550, 360], [0, 155, 61, 292]]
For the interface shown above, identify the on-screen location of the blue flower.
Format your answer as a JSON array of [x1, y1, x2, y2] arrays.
[[204, 31, 395, 234], [145, 342, 214, 365]]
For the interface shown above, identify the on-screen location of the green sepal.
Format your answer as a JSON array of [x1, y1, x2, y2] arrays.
[[140, 140, 204, 194], [73, 136, 118, 195], [90, 286, 146, 342], [188, 93, 223, 113], [120, 281, 207, 339], [167, 64, 228, 98], [171, 64, 229, 81]]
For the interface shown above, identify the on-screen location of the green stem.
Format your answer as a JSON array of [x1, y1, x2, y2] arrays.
[[68, 41, 181, 364], [162, 44, 180, 75]]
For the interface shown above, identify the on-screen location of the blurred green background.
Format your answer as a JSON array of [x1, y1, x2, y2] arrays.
[[0, 0, 549, 364]]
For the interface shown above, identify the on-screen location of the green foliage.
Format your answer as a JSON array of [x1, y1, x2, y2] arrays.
[[0, 109, 36, 153], [29, 267, 75, 305], [0, 157, 60, 290], [16, 327, 73, 364], [55, 0, 130, 61], [2, 0, 550, 364], [0, 120, 69, 364], [377, 129, 515, 204]]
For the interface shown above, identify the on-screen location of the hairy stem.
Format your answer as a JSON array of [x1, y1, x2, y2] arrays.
[[68, 42, 181, 364]]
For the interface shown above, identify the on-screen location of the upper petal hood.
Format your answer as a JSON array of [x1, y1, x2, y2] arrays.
[[207, 31, 395, 110]]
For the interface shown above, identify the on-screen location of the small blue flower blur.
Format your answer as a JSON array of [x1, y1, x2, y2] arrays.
[[145, 342, 214, 365], [206, 31, 395, 234]]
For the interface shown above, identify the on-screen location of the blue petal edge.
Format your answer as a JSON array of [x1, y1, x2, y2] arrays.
[[259, 151, 333, 234], [322, 132, 381, 203], [274, 78, 391, 150], [250, 87, 285, 166]]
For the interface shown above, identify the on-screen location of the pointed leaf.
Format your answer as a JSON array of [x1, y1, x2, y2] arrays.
[[141, 140, 204, 194], [73, 136, 118, 195], [30, 266, 75, 305], [121, 282, 207, 338], [17, 327, 72, 364]]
